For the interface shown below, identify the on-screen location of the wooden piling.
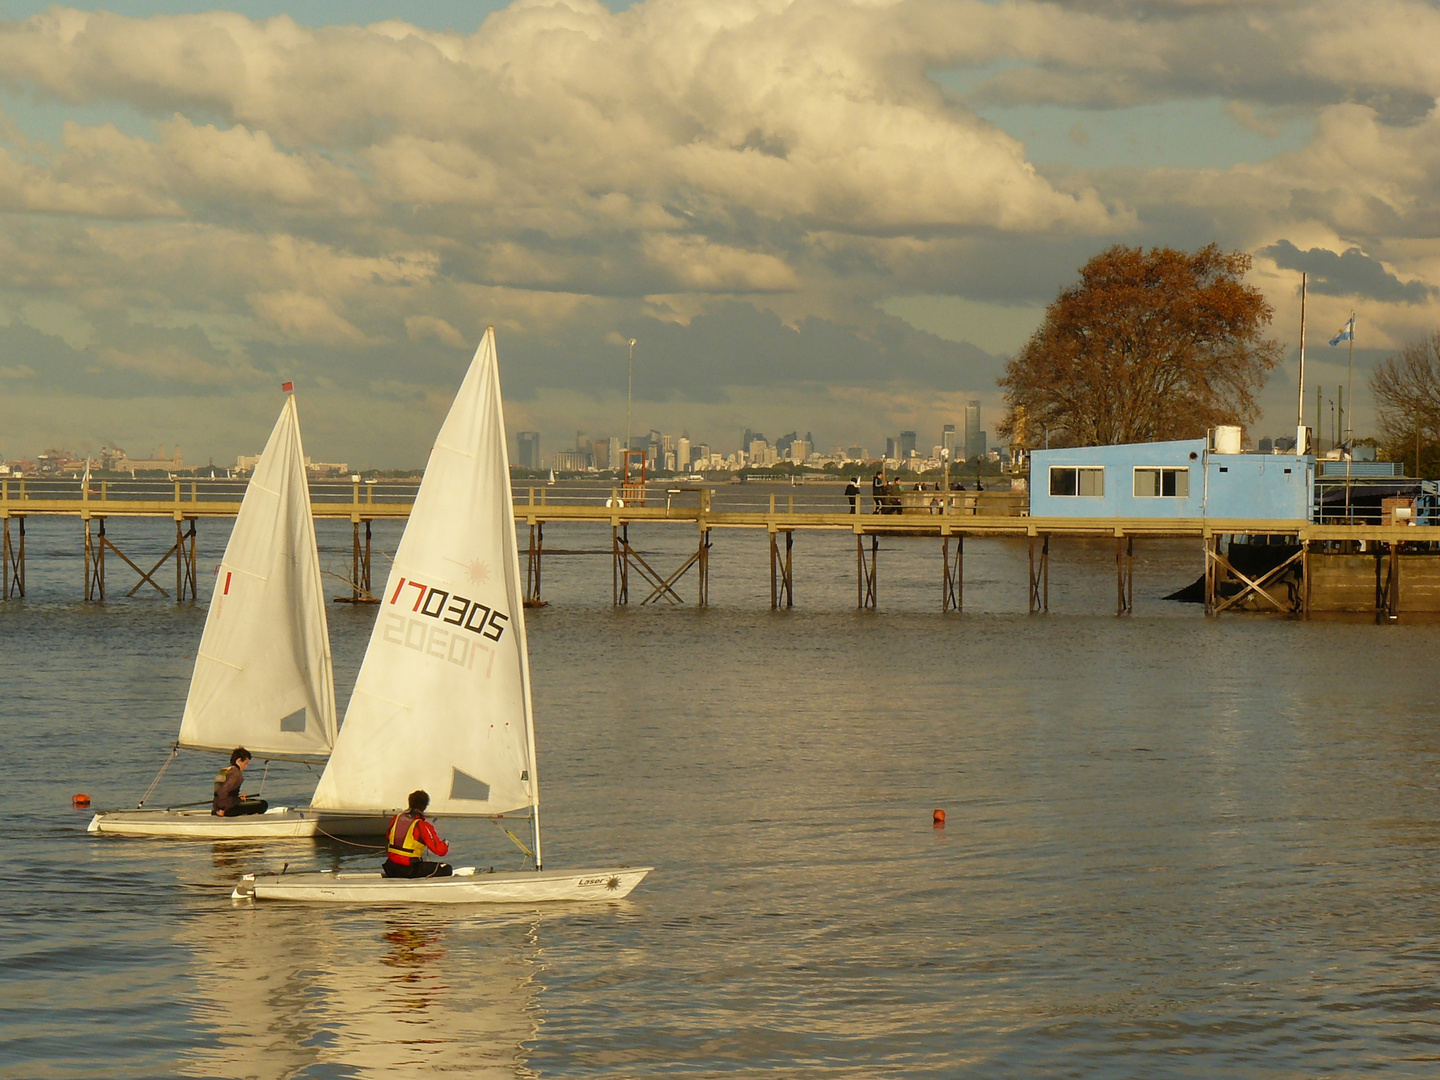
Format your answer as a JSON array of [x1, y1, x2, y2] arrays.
[[525, 522, 545, 607], [770, 529, 794, 609], [1116, 535, 1133, 616], [857, 534, 877, 609], [175, 519, 197, 603], [1028, 535, 1049, 613], [942, 535, 963, 613], [613, 523, 629, 605], [2, 516, 22, 599]]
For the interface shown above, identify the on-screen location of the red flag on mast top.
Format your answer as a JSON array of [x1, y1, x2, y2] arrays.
[[281, 381, 294, 393]]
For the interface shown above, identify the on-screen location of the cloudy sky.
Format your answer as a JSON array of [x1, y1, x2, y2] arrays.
[[1, 0, 1437, 467]]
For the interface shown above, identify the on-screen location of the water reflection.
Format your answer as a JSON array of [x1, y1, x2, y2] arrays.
[[180, 903, 540, 1079]]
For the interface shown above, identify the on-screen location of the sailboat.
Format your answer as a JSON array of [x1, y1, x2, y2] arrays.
[[234, 329, 651, 901], [89, 392, 370, 839]]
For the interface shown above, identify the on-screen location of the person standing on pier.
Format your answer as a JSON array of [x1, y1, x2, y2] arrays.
[[382, 790, 453, 878], [845, 477, 860, 513], [212, 748, 269, 816], [871, 471, 885, 513]]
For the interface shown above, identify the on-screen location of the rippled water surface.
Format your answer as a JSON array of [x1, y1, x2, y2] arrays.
[[4, 513, 1440, 1078]]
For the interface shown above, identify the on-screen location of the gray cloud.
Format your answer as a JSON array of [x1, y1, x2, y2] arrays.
[[1259, 240, 1436, 304], [2, 2, 1440, 459]]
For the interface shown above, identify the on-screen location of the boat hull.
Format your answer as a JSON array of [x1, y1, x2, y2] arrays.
[[87, 808, 390, 840], [234, 865, 652, 903]]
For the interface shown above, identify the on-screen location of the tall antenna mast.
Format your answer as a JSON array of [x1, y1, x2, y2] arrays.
[[1296, 273, 1308, 454], [1346, 310, 1355, 444]]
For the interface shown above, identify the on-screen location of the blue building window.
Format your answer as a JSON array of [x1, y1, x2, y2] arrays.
[[1133, 467, 1190, 497], [1050, 466, 1104, 496]]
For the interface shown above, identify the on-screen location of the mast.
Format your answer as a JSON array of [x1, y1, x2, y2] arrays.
[[1346, 311, 1355, 444], [1296, 272, 1308, 454]]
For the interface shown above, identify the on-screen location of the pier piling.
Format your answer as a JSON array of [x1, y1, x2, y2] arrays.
[[857, 534, 878, 609], [770, 529, 794, 609], [175, 520, 197, 603], [1116, 536, 1133, 615], [2, 516, 22, 598], [525, 522, 544, 608], [1028, 535, 1049, 613], [613, 524, 628, 605], [942, 535, 962, 613], [339, 520, 377, 604]]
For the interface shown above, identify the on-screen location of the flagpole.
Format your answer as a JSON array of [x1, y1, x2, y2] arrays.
[[1346, 311, 1355, 444], [1296, 273, 1307, 454]]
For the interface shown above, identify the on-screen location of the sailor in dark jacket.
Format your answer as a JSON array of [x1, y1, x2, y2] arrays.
[[213, 747, 268, 816]]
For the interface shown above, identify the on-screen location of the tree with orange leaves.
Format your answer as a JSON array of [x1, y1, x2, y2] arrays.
[[999, 245, 1282, 447]]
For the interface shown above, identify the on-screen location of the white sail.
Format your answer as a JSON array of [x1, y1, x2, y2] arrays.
[[177, 395, 337, 761], [312, 328, 538, 817]]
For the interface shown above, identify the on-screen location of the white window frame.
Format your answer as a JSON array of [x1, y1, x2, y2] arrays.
[[1132, 466, 1190, 498], [1049, 465, 1105, 497]]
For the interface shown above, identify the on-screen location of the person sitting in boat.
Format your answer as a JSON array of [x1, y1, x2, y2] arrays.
[[212, 747, 269, 817], [382, 790, 453, 879]]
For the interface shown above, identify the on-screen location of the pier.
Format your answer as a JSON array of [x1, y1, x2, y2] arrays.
[[3, 477, 1436, 616]]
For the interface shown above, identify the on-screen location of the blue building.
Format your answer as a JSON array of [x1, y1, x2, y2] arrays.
[[1028, 438, 1313, 520]]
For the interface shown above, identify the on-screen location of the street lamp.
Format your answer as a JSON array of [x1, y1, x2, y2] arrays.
[[626, 337, 636, 460]]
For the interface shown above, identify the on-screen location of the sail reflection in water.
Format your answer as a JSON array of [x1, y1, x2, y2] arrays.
[[179, 896, 540, 1078]]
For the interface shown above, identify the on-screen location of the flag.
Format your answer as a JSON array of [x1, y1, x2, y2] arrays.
[[281, 380, 294, 392], [1328, 317, 1354, 346]]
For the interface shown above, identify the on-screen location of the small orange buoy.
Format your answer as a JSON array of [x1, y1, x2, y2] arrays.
[[72, 793, 91, 809], [932, 808, 945, 828]]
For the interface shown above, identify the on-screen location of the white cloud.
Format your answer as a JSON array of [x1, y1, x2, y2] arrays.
[[0, 1, 1437, 459]]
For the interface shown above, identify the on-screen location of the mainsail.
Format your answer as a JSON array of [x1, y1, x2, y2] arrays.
[[177, 394, 338, 761], [311, 328, 539, 819]]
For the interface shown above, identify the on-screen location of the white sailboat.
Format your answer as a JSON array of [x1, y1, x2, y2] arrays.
[[90, 393, 370, 839], [234, 329, 651, 902]]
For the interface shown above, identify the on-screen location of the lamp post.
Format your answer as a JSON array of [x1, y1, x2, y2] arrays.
[[626, 337, 636, 465]]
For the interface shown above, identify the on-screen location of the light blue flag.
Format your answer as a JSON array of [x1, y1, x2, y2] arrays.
[[1329, 317, 1354, 346]]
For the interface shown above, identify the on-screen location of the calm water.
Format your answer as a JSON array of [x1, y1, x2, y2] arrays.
[[4, 513, 1440, 1078]]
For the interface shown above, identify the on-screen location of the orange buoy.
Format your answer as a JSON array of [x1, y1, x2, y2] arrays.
[[72, 793, 91, 809], [932, 808, 945, 828]]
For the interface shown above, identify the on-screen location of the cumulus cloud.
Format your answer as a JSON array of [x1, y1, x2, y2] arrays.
[[0, 1, 1437, 459]]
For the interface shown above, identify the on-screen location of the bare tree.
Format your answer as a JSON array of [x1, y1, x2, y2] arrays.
[[999, 245, 1283, 447], [1369, 330, 1440, 477]]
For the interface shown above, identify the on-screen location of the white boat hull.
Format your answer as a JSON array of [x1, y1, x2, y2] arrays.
[[87, 808, 390, 840], [234, 865, 652, 903]]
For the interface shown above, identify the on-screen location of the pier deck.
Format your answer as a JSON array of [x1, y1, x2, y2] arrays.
[[3, 478, 1436, 615]]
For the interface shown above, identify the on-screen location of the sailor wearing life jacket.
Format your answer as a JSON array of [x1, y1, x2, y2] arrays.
[[212, 747, 269, 816], [382, 789, 453, 878]]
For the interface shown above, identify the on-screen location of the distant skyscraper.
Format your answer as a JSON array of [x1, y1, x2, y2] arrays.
[[677, 436, 691, 470], [608, 436, 624, 471], [592, 437, 610, 470], [964, 401, 982, 461], [942, 424, 957, 459], [516, 431, 541, 470], [899, 430, 916, 459]]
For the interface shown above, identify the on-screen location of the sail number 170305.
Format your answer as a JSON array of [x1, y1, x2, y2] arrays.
[[388, 577, 509, 641]]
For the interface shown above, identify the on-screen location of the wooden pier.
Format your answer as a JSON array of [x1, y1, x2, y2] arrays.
[[3, 478, 1436, 616]]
